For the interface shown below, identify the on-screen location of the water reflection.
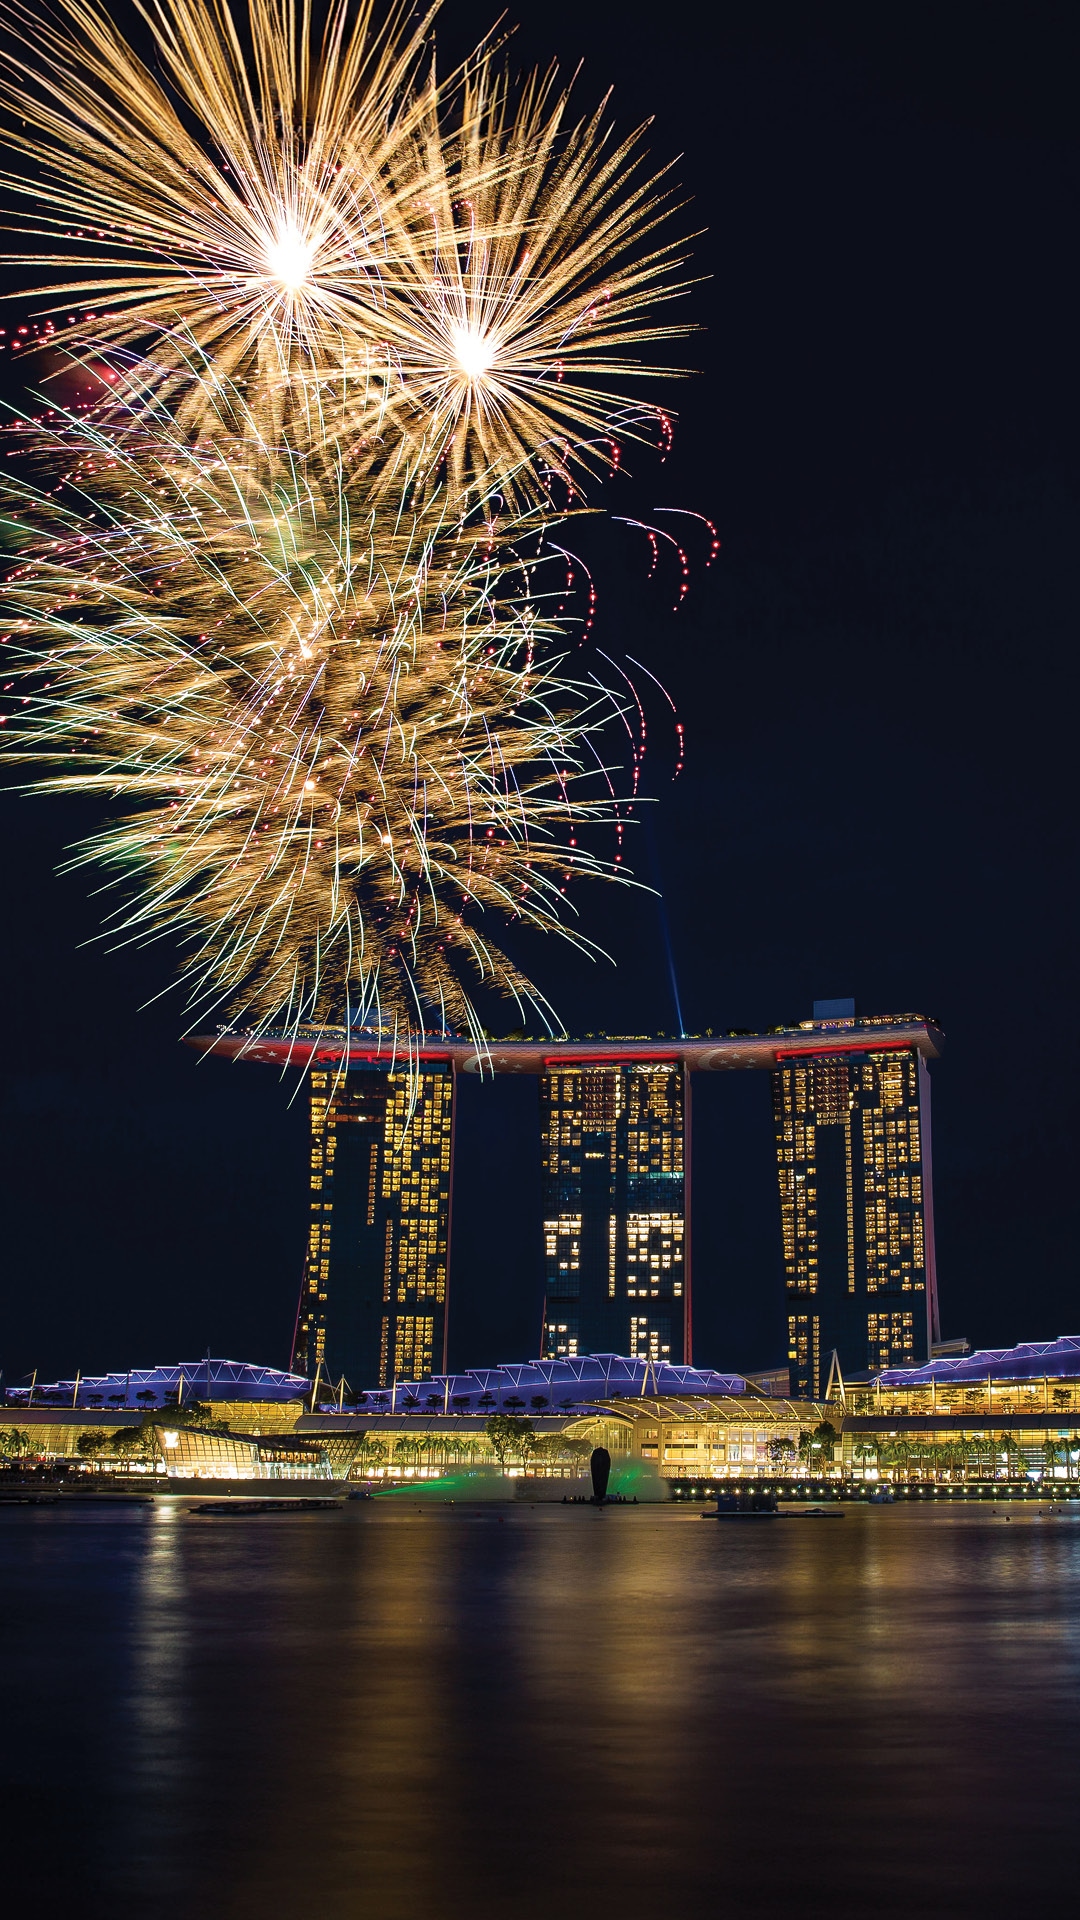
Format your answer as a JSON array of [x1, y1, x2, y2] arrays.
[[2, 1504, 1079, 1916]]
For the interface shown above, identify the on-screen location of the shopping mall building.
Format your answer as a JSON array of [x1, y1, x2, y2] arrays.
[[3, 1341, 1080, 1492], [836, 1336, 1080, 1485]]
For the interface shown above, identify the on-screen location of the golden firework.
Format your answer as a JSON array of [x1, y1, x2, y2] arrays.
[[1, 402, 631, 1040], [340, 58, 694, 510], [0, 0, 456, 429], [0, 0, 692, 508], [0, 1, 693, 1036]]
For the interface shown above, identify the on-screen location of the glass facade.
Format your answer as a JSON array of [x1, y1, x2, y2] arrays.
[[540, 1063, 689, 1362], [772, 1010, 939, 1397], [839, 1356, 1080, 1484], [293, 1064, 454, 1391]]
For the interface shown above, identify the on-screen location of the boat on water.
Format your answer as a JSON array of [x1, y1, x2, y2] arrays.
[[710, 1490, 779, 1519], [187, 1498, 343, 1516]]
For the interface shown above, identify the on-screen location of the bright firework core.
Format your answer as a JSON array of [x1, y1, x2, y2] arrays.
[[451, 323, 495, 381], [264, 224, 313, 290]]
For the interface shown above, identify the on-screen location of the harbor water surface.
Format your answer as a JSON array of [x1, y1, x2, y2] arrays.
[[3, 1500, 1080, 1915]]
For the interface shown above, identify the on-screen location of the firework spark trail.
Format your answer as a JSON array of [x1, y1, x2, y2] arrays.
[[654, 505, 720, 566]]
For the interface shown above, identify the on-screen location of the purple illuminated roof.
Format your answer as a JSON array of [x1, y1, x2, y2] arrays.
[[878, 1336, 1080, 1388], [337, 1353, 747, 1411], [6, 1359, 309, 1408]]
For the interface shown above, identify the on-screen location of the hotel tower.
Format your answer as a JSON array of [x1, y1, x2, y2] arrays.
[[772, 999, 940, 1398], [293, 1063, 454, 1391], [539, 1061, 689, 1364]]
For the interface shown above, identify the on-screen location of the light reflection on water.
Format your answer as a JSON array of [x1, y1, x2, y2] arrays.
[[3, 1503, 1079, 1916]]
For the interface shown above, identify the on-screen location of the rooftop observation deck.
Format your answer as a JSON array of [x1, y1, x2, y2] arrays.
[[190, 1014, 944, 1074]]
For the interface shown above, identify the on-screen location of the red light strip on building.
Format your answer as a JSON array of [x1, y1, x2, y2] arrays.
[[772, 1040, 914, 1061]]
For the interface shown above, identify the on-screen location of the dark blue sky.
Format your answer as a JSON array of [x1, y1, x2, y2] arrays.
[[2, 0, 1078, 1383]]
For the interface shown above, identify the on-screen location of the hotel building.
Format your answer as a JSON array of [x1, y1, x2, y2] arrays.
[[773, 1000, 940, 1397], [540, 1061, 688, 1364], [197, 1008, 942, 1386], [293, 1063, 454, 1391]]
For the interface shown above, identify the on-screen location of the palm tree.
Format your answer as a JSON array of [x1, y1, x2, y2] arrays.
[[966, 1435, 993, 1478], [922, 1441, 957, 1479], [938, 1440, 966, 1477], [354, 1437, 387, 1475]]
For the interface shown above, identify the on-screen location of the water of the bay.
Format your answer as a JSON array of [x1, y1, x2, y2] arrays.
[[3, 1499, 1080, 1916]]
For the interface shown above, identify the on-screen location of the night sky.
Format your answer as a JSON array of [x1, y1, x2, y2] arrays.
[[2, 1, 1078, 1387]]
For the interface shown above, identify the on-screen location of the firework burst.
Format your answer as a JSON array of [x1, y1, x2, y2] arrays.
[[334, 58, 695, 510], [1, 401, 631, 1039], [1, 0, 695, 1037], [0, 0, 692, 507], [0, 0, 457, 428]]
